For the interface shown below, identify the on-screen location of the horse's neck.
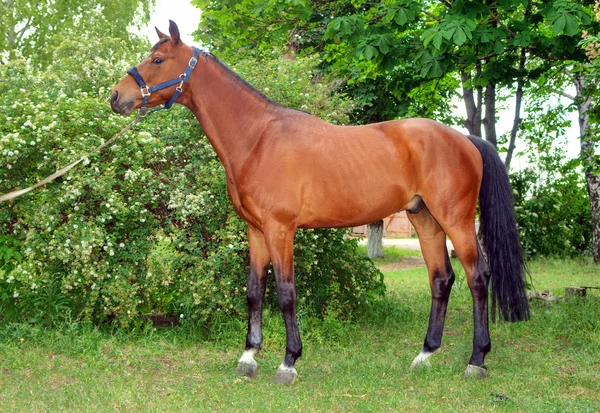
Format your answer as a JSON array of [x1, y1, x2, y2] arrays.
[[184, 58, 277, 174]]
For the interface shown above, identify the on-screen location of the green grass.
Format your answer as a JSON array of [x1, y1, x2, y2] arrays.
[[356, 244, 422, 266], [1, 256, 599, 412]]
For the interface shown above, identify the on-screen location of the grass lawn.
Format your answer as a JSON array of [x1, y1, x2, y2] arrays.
[[0, 252, 599, 412]]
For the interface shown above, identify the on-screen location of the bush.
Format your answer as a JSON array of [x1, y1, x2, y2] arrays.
[[511, 163, 592, 258], [0, 45, 384, 328]]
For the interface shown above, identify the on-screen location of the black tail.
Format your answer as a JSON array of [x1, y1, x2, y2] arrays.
[[467, 136, 530, 322]]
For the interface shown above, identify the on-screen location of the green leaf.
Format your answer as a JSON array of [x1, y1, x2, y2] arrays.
[[395, 9, 407, 26], [363, 44, 377, 60], [493, 39, 504, 55], [453, 28, 467, 46], [422, 28, 443, 50], [479, 31, 494, 43], [379, 38, 390, 55], [430, 61, 443, 78], [341, 20, 351, 35], [564, 15, 578, 36], [433, 33, 443, 50], [552, 15, 566, 35], [441, 27, 456, 40], [420, 61, 432, 78]]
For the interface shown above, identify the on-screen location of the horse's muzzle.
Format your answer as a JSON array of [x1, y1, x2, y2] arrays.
[[110, 90, 134, 115]]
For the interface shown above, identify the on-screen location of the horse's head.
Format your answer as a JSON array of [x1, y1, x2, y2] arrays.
[[111, 20, 196, 115]]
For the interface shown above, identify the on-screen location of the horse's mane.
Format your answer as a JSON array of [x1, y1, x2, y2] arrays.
[[150, 38, 305, 114]]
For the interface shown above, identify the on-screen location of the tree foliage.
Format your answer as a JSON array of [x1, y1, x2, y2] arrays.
[[0, 0, 154, 68], [196, 1, 595, 162]]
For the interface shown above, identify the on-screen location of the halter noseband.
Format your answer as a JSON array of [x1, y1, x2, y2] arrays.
[[127, 46, 201, 115]]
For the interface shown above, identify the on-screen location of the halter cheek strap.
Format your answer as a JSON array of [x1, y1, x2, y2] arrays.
[[127, 46, 201, 115]]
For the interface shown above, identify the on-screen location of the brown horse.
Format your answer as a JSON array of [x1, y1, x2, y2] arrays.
[[111, 21, 529, 384]]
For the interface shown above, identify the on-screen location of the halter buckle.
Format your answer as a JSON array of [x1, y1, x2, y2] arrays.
[[189, 56, 198, 69], [176, 74, 185, 92], [140, 86, 151, 97]]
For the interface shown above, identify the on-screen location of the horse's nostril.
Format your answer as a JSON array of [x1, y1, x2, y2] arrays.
[[111, 91, 119, 105]]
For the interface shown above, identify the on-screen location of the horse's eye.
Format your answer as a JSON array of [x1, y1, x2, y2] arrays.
[[152, 58, 164, 65]]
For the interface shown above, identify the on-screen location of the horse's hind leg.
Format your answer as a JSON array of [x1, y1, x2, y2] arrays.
[[237, 225, 270, 377], [444, 222, 491, 378], [407, 206, 455, 369]]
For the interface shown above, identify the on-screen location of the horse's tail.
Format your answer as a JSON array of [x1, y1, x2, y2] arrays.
[[467, 136, 530, 322]]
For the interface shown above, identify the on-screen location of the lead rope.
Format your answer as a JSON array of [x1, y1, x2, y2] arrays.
[[0, 112, 143, 202]]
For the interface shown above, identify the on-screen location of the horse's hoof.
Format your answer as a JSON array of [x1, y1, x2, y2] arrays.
[[410, 359, 431, 370], [275, 365, 298, 385], [464, 364, 488, 378], [410, 350, 436, 370], [236, 360, 258, 377]]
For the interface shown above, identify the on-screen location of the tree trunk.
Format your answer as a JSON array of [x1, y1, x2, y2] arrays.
[[585, 169, 600, 263], [461, 69, 482, 137], [483, 81, 497, 149], [574, 75, 600, 263], [505, 48, 526, 171], [367, 220, 384, 259]]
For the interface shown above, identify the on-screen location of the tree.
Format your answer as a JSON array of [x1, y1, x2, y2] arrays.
[[0, 0, 154, 68]]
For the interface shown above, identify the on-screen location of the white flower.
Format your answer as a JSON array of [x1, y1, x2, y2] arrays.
[[13, 291, 19, 298], [228, 244, 234, 249], [180, 314, 184, 319]]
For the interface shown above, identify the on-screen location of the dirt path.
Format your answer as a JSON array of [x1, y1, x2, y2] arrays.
[[378, 256, 426, 271]]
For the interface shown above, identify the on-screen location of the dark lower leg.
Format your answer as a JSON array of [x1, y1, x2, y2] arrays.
[[468, 243, 492, 366], [423, 250, 455, 353], [407, 207, 454, 367], [277, 280, 302, 368], [245, 262, 268, 352], [238, 227, 270, 376]]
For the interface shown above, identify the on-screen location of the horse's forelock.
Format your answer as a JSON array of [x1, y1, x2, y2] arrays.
[[150, 38, 170, 52]]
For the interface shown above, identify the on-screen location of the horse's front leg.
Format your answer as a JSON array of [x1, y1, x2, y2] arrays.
[[264, 221, 301, 384], [237, 225, 270, 377]]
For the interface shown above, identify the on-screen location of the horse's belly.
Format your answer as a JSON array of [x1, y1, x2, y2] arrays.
[[297, 180, 413, 229]]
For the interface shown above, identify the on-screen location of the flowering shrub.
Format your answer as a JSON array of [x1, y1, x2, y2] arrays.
[[511, 166, 592, 258], [0, 43, 384, 327]]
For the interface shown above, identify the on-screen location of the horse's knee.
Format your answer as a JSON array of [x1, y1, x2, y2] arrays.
[[277, 282, 297, 312]]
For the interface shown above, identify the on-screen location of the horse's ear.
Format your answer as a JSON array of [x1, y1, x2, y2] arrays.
[[155, 27, 168, 40], [169, 20, 181, 44]]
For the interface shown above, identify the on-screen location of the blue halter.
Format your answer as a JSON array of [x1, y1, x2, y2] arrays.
[[127, 46, 202, 115]]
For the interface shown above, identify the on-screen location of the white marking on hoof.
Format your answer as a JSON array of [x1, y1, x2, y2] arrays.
[[237, 349, 258, 377], [410, 350, 434, 370], [275, 363, 298, 385], [464, 364, 488, 378]]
